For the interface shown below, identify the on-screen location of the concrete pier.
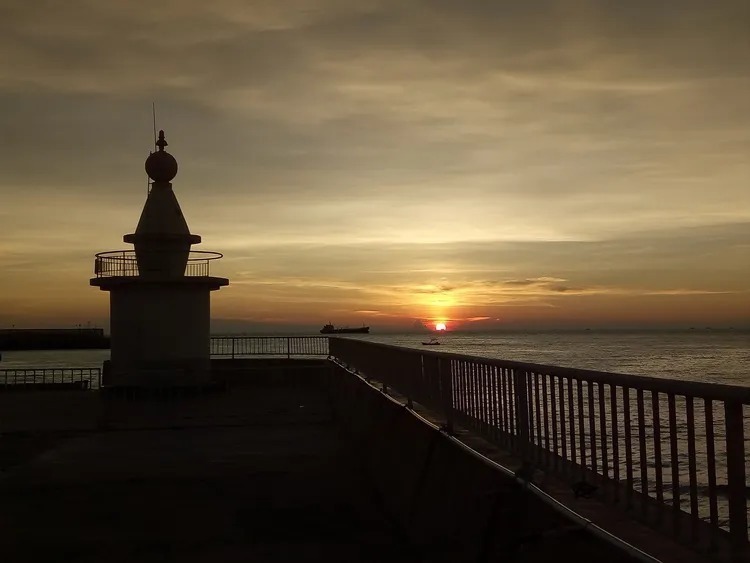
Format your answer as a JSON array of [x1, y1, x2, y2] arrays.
[[0, 367, 412, 562], [0, 360, 707, 562]]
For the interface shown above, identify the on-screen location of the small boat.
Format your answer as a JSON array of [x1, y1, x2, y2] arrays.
[[422, 337, 440, 346]]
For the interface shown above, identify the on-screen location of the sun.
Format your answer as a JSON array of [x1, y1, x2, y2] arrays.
[[435, 322, 447, 331]]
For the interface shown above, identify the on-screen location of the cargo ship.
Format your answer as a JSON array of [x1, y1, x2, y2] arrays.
[[320, 323, 370, 334]]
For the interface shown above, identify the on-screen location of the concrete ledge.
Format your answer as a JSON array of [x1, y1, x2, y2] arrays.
[[327, 363, 655, 562], [0, 381, 91, 392]]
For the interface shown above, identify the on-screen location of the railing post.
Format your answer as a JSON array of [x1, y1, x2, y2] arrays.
[[724, 400, 748, 553], [287, 337, 291, 359], [513, 368, 531, 461], [231, 337, 235, 359], [439, 357, 454, 434]]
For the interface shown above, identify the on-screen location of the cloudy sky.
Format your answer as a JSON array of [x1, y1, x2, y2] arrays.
[[1, 1, 748, 331]]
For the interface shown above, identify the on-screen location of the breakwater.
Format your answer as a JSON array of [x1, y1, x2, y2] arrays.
[[0, 328, 109, 351], [0, 358, 676, 562], [3, 335, 746, 559]]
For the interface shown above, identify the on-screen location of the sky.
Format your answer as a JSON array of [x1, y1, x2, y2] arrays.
[[1, 0, 749, 332]]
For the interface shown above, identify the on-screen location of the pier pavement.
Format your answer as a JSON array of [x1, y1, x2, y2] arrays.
[[0, 381, 416, 562], [0, 361, 712, 562]]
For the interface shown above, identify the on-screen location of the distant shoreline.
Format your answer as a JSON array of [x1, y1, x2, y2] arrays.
[[211, 326, 749, 336]]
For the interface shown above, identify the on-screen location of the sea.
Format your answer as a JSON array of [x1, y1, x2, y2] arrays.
[[1, 329, 748, 385]]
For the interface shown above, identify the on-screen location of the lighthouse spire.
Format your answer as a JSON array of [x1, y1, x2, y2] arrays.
[[156, 130, 168, 151]]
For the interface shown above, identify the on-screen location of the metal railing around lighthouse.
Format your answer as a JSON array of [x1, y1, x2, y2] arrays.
[[328, 337, 750, 558], [93, 250, 223, 278]]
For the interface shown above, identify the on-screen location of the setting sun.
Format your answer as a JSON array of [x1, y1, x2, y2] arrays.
[[435, 322, 447, 331]]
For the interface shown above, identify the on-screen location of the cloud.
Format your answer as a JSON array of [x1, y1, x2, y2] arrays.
[[0, 1, 748, 327], [504, 277, 567, 287], [201, 220, 749, 324]]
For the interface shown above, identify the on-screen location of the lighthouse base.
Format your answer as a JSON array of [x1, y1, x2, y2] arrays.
[[102, 359, 213, 388], [94, 280, 227, 388]]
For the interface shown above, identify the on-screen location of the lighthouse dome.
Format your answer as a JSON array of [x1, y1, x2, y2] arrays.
[[145, 130, 178, 182]]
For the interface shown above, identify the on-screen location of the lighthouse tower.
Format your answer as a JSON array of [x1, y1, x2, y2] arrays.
[[91, 131, 228, 387]]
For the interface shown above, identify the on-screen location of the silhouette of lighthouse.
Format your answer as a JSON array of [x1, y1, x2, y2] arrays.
[[91, 130, 228, 387]]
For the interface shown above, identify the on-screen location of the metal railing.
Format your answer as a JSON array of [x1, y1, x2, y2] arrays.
[[0, 368, 101, 390], [210, 336, 329, 358], [329, 337, 749, 557], [93, 250, 223, 278]]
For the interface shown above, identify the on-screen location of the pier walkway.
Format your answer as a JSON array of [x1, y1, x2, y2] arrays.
[[0, 374, 413, 562], [0, 345, 743, 561]]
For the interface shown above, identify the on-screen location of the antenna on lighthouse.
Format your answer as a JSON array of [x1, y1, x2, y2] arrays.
[[152, 102, 157, 151], [147, 102, 157, 196]]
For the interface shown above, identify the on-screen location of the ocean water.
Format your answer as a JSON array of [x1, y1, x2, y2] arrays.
[[356, 330, 750, 386], [0, 349, 111, 372], [1, 330, 748, 385], [353, 330, 750, 529]]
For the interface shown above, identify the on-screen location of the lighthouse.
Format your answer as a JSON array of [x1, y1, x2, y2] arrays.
[[91, 131, 228, 387]]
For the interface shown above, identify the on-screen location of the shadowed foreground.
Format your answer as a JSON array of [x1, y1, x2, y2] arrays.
[[0, 384, 412, 562], [0, 362, 702, 562]]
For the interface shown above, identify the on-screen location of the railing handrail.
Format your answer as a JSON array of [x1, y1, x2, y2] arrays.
[[0, 367, 101, 390], [328, 337, 750, 556], [328, 337, 750, 403], [0, 367, 100, 372], [211, 335, 329, 340], [93, 250, 223, 278], [210, 335, 329, 358], [95, 249, 224, 260]]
